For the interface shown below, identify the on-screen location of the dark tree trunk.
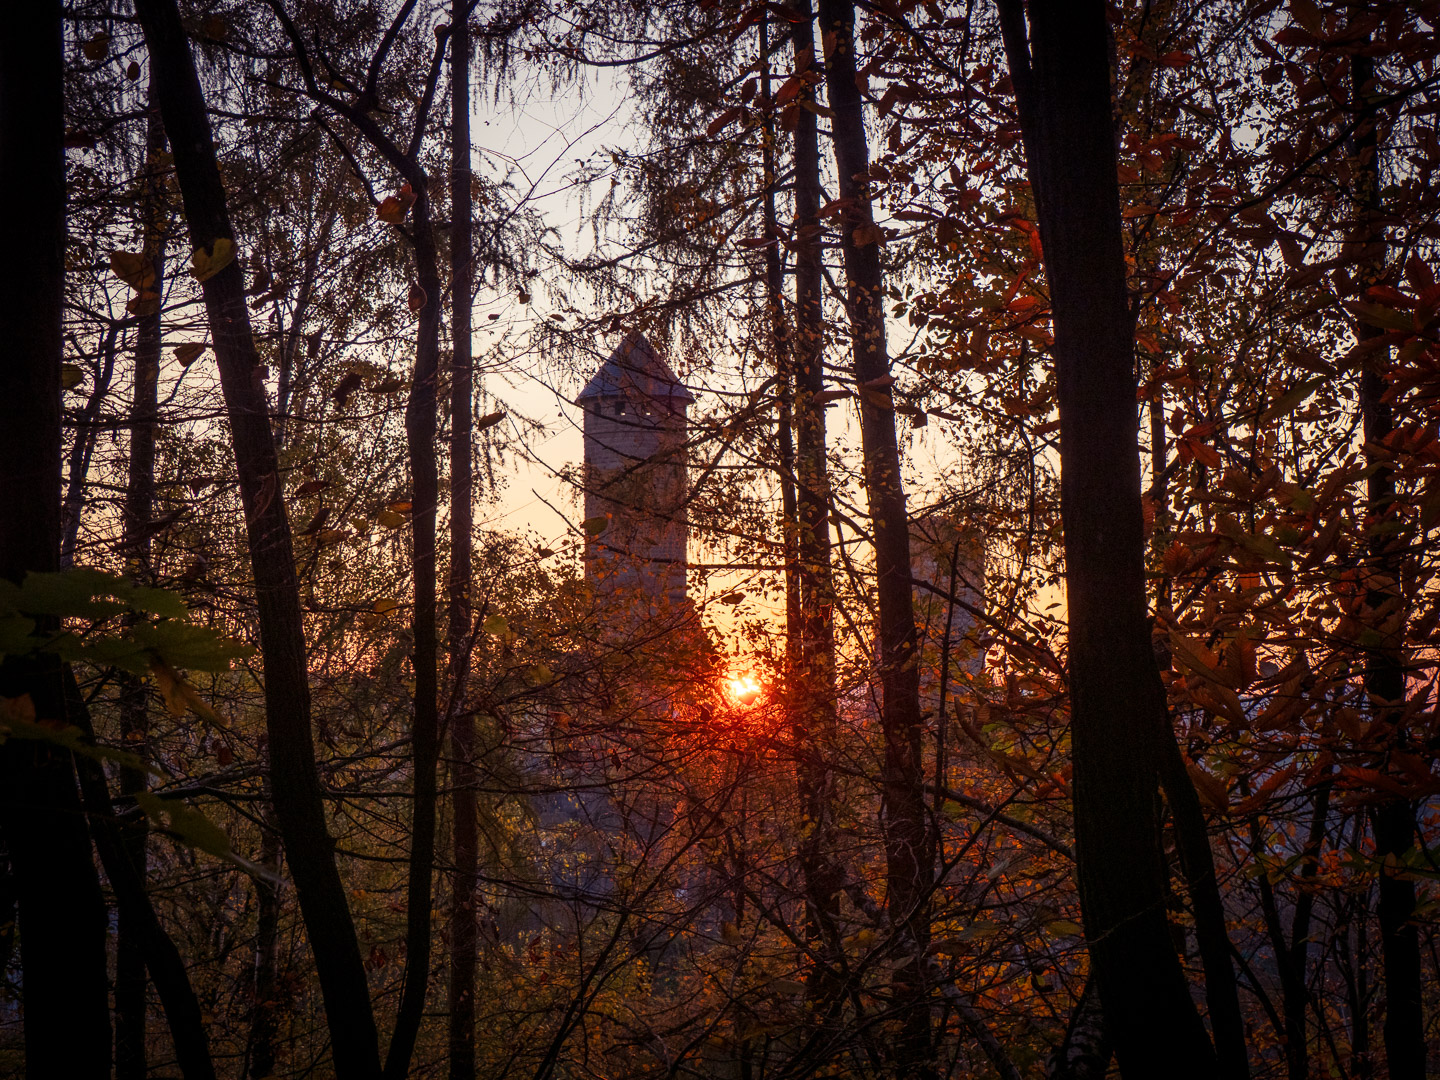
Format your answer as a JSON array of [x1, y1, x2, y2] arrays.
[[246, 820, 283, 1079], [131, 2, 383, 1075], [1351, 46, 1425, 1080], [385, 86, 445, 1080], [996, 2, 1218, 1074], [0, 4, 113, 1077], [65, 673, 218, 1080], [759, 12, 802, 679], [790, 0, 845, 1010], [1046, 977, 1111, 1080], [447, 2, 480, 1077], [116, 87, 168, 1080], [816, 0, 931, 1071]]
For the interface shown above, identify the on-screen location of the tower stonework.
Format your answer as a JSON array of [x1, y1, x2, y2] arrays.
[[578, 333, 693, 607]]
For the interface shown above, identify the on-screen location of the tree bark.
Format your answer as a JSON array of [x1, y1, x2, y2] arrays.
[[816, 0, 931, 1071], [385, 76, 445, 1080], [116, 87, 168, 1080], [996, 2, 1218, 1074], [131, 2, 383, 1075], [447, 2, 480, 1077], [245, 820, 283, 1079], [0, 3, 113, 1076], [1351, 45, 1425, 1080], [760, 11, 802, 680], [790, 0, 845, 1010]]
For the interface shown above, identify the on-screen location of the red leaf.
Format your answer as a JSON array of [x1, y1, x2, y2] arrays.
[[705, 106, 743, 138]]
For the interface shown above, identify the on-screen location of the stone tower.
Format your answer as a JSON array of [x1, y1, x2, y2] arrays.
[[578, 333, 693, 607]]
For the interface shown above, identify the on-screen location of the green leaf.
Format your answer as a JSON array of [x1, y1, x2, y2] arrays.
[[136, 791, 279, 883], [1348, 302, 1412, 332], [1258, 376, 1327, 425]]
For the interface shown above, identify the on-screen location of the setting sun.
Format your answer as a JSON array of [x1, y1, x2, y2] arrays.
[[726, 672, 763, 705]]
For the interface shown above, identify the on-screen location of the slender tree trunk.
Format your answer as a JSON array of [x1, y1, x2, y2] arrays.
[[385, 93, 445, 1080], [790, 0, 845, 1009], [1158, 736, 1250, 1076], [0, 5, 112, 1077], [447, 2, 480, 1077], [1351, 46, 1425, 1080], [116, 87, 169, 1080], [132, 2, 383, 1075], [60, 328, 117, 567], [246, 821, 283, 1079], [65, 672, 218, 1080], [760, 13, 802, 679], [996, 2, 1217, 1074], [816, 1, 931, 1071]]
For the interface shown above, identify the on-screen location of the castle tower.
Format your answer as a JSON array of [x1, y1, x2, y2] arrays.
[[578, 333, 693, 607]]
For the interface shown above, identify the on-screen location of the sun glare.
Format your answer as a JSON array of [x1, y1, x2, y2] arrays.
[[726, 672, 763, 706]]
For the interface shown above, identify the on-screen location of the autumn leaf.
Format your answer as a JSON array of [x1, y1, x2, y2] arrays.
[[706, 106, 743, 138], [174, 342, 206, 367], [407, 284, 427, 312], [1187, 763, 1229, 812], [61, 364, 84, 391], [375, 509, 407, 528], [1258, 376, 1326, 425], [331, 371, 364, 406], [190, 238, 236, 282], [475, 410, 505, 432], [110, 250, 155, 291], [376, 195, 407, 224], [149, 658, 223, 726], [372, 598, 400, 614], [81, 32, 110, 62]]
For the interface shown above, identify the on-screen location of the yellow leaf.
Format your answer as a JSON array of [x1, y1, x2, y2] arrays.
[[61, 363, 84, 390], [109, 250, 154, 291], [375, 509, 406, 528], [190, 238, 236, 283], [372, 598, 400, 614], [149, 659, 222, 726]]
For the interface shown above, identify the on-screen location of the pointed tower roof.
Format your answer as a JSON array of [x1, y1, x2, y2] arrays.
[[577, 332, 695, 404]]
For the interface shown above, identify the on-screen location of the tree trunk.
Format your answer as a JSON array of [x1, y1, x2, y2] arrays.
[[816, 0, 931, 1071], [760, 11, 802, 680], [246, 820, 283, 1079], [0, 4, 113, 1077], [1351, 46, 1425, 1080], [116, 87, 168, 1080], [65, 672, 218, 1080], [131, 2, 383, 1075], [996, 2, 1218, 1073], [790, 0, 846, 1011], [447, 2, 480, 1077], [385, 85, 445, 1080]]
